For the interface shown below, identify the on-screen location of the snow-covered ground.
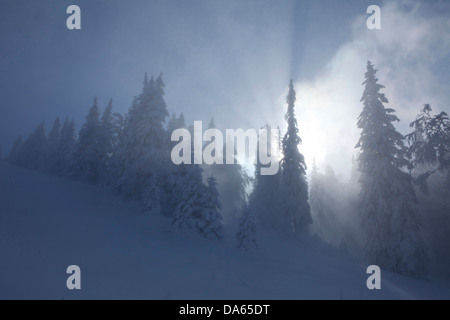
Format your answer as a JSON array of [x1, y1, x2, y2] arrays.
[[1, 160, 449, 300]]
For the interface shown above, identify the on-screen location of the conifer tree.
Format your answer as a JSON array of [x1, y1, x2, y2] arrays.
[[163, 112, 187, 217], [73, 97, 102, 182], [207, 126, 250, 223], [406, 104, 450, 193], [280, 80, 311, 232], [172, 163, 207, 234], [167, 112, 180, 136], [114, 74, 169, 211], [356, 61, 425, 277], [202, 176, 223, 240], [236, 203, 258, 250], [249, 125, 281, 228], [98, 99, 115, 158], [97, 99, 123, 184], [173, 171, 224, 240]]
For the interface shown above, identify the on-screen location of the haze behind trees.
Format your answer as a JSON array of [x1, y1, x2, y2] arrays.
[[5, 62, 450, 280]]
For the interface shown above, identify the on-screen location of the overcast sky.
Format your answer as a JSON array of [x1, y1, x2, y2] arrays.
[[1, 0, 449, 178]]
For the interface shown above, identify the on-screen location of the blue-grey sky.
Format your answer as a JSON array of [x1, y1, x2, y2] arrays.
[[1, 0, 449, 177]]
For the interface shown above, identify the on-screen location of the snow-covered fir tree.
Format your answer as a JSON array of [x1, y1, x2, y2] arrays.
[[97, 99, 123, 185], [114, 73, 169, 212], [140, 74, 170, 214], [171, 122, 223, 240], [98, 99, 115, 160], [172, 164, 209, 237], [73, 97, 102, 183], [167, 112, 178, 133], [406, 104, 450, 193], [249, 125, 282, 228], [280, 80, 312, 232], [406, 105, 450, 277], [236, 203, 258, 250], [162, 112, 187, 217], [202, 176, 223, 240], [167, 112, 186, 138], [210, 137, 249, 223], [204, 121, 250, 224], [356, 61, 426, 278], [166, 112, 186, 152], [164, 163, 190, 218]]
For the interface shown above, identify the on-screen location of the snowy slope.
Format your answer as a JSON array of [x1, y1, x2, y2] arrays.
[[1, 160, 449, 300]]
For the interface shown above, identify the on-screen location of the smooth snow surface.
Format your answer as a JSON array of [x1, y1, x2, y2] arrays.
[[1, 161, 449, 300]]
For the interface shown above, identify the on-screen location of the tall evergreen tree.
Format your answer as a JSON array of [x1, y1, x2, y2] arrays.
[[98, 99, 115, 157], [203, 176, 223, 240], [172, 163, 207, 234], [236, 203, 258, 250], [97, 99, 123, 184], [406, 104, 450, 193], [167, 112, 180, 136], [162, 112, 187, 217], [171, 119, 223, 238], [167, 112, 186, 148], [356, 61, 426, 278], [114, 73, 169, 211], [207, 122, 250, 224], [249, 125, 282, 228], [73, 97, 102, 182], [153, 74, 170, 151], [280, 80, 311, 232], [173, 170, 223, 240]]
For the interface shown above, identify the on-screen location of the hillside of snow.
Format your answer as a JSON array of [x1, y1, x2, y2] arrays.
[[1, 160, 449, 300]]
